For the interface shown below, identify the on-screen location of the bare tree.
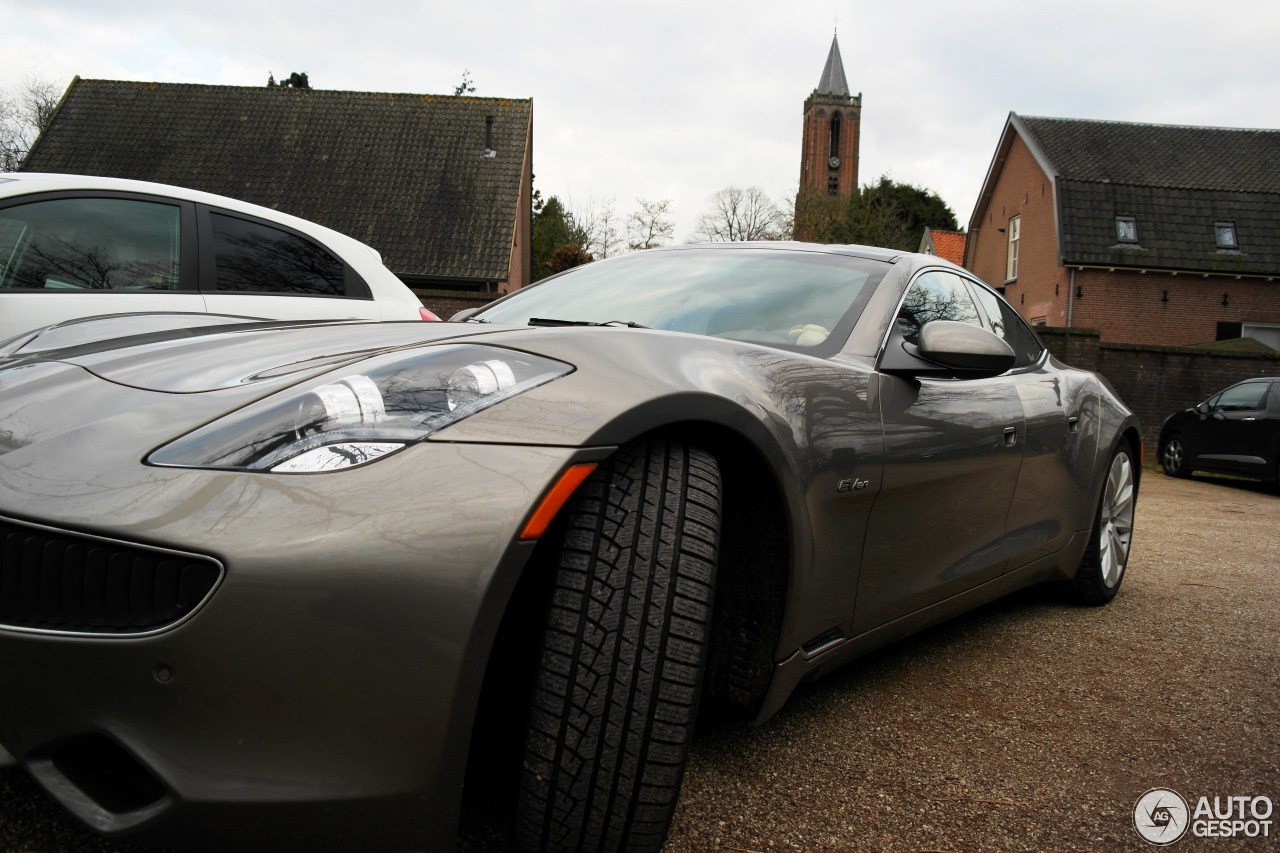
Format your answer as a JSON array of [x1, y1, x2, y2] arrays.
[[626, 197, 675, 251], [567, 196, 622, 259], [692, 186, 783, 242], [1, 76, 62, 171]]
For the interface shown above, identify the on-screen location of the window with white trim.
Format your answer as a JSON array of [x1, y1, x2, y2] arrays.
[[1005, 215, 1020, 280]]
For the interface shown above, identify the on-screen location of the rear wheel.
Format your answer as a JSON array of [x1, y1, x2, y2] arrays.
[[1071, 445, 1136, 605], [1160, 433, 1190, 477], [517, 439, 721, 853]]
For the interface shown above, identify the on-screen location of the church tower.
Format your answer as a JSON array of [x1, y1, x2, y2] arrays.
[[799, 34, 860, 203]]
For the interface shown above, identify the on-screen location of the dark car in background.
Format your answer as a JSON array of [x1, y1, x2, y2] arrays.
[[0, 243, 1140, 852], [1158, 377, 1280, 484]]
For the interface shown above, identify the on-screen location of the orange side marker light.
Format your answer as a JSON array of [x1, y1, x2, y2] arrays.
[[519, 463, 598, 541]]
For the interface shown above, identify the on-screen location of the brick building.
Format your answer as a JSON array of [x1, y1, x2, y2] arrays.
[[22, 78, 534, 315], [965, 113, 1280, 348]]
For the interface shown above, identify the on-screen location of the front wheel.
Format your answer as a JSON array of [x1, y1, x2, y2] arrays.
[[1071, 444, 1136, 605], [517, 439, 721, 853], [1160, 434, 1190, 477]]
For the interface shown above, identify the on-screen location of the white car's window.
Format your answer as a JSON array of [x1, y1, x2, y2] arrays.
[[0, 198, 181, 291], [210, 213, 344, 296]]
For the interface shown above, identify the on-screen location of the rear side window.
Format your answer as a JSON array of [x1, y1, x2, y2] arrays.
[[210, 213, 344, 296], [0, 198, 181, 291], [969, 281, 1045, 368]]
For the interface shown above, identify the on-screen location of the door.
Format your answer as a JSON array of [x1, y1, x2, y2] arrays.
[[854, 270, 1024, 633], [1197, 381, 1274, 476]]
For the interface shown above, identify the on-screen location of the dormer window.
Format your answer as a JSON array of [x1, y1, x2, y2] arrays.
[[1215, 221, 1238, 249], [1115, 216, 1138, 244]]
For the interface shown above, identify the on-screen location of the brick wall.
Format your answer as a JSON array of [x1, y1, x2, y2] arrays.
[[1039, 327, 1280, 454], [411, 289, 498, 321], [1063, 269, 1280, 347]]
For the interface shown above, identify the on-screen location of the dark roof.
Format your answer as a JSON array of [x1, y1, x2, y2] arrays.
[[1019, 116, 1280, 193], [22, 78, 531, 282], [816, 35, 850, 96], [1015, 114, 1280, 275]]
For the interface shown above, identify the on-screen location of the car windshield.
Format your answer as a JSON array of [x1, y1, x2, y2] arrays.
[[474, 248, 887, 353]]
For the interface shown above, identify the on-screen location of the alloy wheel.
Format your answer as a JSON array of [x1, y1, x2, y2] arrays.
[[1099, 451, 1135, 588]]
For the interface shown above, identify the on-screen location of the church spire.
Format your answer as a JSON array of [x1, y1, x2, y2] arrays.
[[816, 34, 849, 96]]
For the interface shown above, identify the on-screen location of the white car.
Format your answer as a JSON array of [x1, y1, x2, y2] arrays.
[[0, 173, 435, 341]]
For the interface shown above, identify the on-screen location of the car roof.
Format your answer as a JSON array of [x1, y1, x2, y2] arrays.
[[0, 172, 374, 253]]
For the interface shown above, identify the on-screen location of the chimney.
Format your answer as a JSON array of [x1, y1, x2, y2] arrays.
[[483, 115, 496, 158]]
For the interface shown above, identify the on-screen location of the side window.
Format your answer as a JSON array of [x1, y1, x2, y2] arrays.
[[210, 213, 344, 296], [1212, 383, 1268, 412], [969, 281, 1045, 368], [0, 198, 181, 291], [896, 270, 981, 345]]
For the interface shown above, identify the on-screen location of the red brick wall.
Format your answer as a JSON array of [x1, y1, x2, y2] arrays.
[[411, 289, 497, 321], [1062, 269, 1280, 347]]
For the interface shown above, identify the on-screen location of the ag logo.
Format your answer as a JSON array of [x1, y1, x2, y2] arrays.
[[1134, 788, 1190, 845]]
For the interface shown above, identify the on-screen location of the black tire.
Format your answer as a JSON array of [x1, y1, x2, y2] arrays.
[[516, 439, 721, 853], [1071, 444, 1136, 606], [1160, 433, 1190, 477]]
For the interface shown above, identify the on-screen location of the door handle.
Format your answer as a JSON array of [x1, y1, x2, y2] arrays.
[[1067, 416, 1080, 433], [1004, 426, 1017, 447]]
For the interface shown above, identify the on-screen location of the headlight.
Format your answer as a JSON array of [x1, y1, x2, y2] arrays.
[[148, 345, 572, 473]]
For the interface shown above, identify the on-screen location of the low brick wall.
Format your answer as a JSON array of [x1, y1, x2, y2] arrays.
[[1038, 327, 1280, 455], [410, 288, 498, 321]]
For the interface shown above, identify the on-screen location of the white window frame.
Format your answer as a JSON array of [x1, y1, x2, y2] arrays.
[[1005, 215, 1020, 281]]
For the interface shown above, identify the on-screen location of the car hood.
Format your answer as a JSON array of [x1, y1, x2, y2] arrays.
[[1, 319, 511, 394]]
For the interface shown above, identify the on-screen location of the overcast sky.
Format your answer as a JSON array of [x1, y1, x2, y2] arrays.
[[7, 0, 1280, 243]]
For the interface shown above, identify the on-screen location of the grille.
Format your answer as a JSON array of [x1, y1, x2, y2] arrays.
[[0, 517, 222, 635]]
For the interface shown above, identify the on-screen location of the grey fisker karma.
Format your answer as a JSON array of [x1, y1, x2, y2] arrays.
[[0, 242, 1139, 851]]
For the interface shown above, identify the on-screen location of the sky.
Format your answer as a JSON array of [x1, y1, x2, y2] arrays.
[[6, 0, 1280, 244]]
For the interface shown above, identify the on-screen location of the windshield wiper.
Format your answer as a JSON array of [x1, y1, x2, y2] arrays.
[[528, 318, 649, 329]]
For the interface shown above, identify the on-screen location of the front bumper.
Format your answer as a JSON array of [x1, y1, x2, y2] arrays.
[[0, 438, 585, 851]]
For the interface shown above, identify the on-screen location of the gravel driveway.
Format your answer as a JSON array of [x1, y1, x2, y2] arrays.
[[3, 471, 1277, 852]]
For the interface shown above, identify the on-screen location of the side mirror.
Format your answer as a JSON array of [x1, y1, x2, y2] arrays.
[[450, 307, 481, 322], [880, 320, 1015, 379], [919, 321, 1016, 374]]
